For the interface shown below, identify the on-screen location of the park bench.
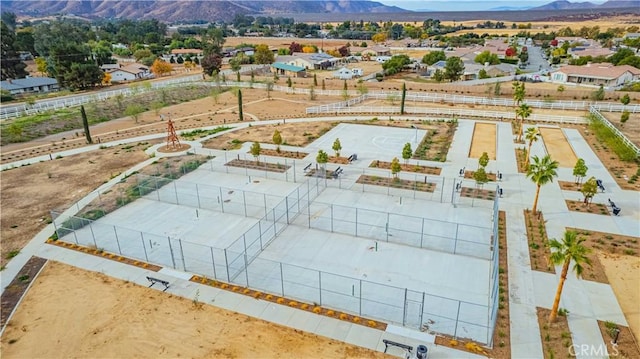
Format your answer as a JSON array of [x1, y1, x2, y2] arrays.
[[459, 167, 465, 177], [608, 198, 621, 216], [146, 276, 170, 292], [596, 179, 605, 193], [347, 154, 358, 162], [303, 163, 312, 172], [382, 339, 413, 355], [498, 187, 504, 198]]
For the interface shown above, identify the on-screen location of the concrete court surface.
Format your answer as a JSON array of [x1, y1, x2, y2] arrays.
[[53, 121, 498, 345]]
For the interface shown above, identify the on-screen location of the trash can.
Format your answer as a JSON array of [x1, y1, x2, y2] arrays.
[[416, 345, 428, 359]]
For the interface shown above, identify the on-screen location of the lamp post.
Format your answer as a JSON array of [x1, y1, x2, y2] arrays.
[[410, 124, 418, 144]]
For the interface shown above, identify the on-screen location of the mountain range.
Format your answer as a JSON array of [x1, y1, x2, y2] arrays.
[[1, 0, 638, 23]]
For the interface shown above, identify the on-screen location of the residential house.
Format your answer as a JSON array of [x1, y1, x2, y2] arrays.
[[106, 63, 152, 82], [369, 46, 391, 56], [0, 77, 59, 95], [569, 47, 614, 59], [276, 53, 341, 70], [271, 62, 306, 78], [334, 67, 353, 80], [551, 63, 640, 89], [170, 48, 204, 57]]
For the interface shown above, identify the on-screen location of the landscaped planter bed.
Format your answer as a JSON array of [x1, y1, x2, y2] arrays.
[[355, 175, 436, 192], [225, 159, 290, 173]]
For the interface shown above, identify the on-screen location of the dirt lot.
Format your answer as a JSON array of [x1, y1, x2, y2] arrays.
[[0, 142, 155, 268], [538, 127, 578, 167], [469, 122, 496, 159], [0, 261, 389, 359]]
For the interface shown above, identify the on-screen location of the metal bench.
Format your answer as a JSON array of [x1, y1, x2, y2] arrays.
[[382, 339, 413, 355], [146, 276, 170, 292]]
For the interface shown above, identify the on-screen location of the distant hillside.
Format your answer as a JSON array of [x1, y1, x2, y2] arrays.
[[531, 0, 640, 10], [530, 0, 598, 11], [0, 0, 407, 23]]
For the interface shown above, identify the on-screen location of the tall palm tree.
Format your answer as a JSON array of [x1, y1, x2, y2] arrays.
[[526, 155, 559, 214], [512, 82, 526, 137], [515, 103, 532, 142], [548, 230, 591, 323], [524, 126, 540, 168]]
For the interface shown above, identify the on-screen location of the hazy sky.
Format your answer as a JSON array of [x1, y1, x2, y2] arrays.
[[379, 0, 608, 11]]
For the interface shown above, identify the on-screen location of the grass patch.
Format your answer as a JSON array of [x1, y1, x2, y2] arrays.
[[588, 114, 638, 162], [180, 126, 232, 141]]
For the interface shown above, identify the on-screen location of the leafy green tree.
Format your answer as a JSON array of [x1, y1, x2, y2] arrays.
[[473, 167, 489, 188], [513, 81, 526, 106], [391, 157, 402, 180], [478, 69, 489, 79], [402, 142, 412, 164], [1, 20, 28, 80], [287, 77, 292, 87], [592, 84, 605, 101], [332, 138, 342, 157], [548, 230, 591, 323], [620, 93, 630, 105], [382, 54, 411, 76], [273, 130, 282, 152], [621, 110, 629, 125], [527, 155, 559, 214], [572, 158, 588, 184], [250, 141, 261, 162], [580, 177, 598, 206], [444, 57, 464, 82], [524, 127, 540, 168], [478, 152, 489, 168], [316, 150, 329, 173], [133, 49, 153, 61], [202, 27, 225, 56], [125, 104, 145, 123], [80, 105, 92, 144], [421, 51, 446, 65], [474, 50, 500, 65], [433, 69, 444, 82], [494, 82, 501, 96], [254, 44, 274, 64], [400, 82, 407, 115], [237, 88, 243, 121], [515, 103, 532, 142]]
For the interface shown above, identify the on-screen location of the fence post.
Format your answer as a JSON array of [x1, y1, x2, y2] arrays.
[[420, 292, 425, 329], [258, 221, 263, 250], [402, 288, 408, 326], [285, 197, 290, 224], [219, 187, 225, 213], [263, 194, 268, 218], [243, 191, 248, 217], [359, 279, 362, 316], [454, 301, 462, 339], [167, 236, 176, 269], [88, 224, 98, 248], [210, 246, 217, 279], [224, 248, 230, 282], [113, 226, 122, 254], [280, 262, 285, 296], [178, 239, 186, 271], [243, 235, 249, 287], [318, 271, 322, 305], [140, 232, 149, 262], [454, 224, 459, 254], [355, 208, 358, 237], [195, 184, 201, 208], [331, 204, 334, 232], [386, 213, 390, 242], [441, 177, 445, 203], [273, 209, 277, 236], [420, 218, 425, 248]]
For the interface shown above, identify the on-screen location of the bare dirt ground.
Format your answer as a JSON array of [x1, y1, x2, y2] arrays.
[[0, 261, 389, 359], [538, 127, 578, 167], [469, 122, 496, 159], [0, 142, 156, 267], [598, 253, 640, 343]]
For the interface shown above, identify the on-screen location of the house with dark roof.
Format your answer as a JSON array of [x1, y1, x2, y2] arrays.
[[0, 77, 59, 95], [276, 53, 341, 70], [551, 63, 640, 89]]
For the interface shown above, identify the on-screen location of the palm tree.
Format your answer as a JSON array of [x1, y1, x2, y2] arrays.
[[526, 155, 559, 214], [548, 230, 591, 323], [515, 103, 532, 142], [512, 82, 525, 137], [524, 126, 540, 168]]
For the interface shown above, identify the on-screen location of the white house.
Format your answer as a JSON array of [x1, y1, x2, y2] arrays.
[[550, 63, 640, 89], [334, 67, 353, 80], [106, 63, 152, 82]]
